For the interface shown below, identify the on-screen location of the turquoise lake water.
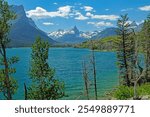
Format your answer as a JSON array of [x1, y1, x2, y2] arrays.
[[5, 47, 119, 100]]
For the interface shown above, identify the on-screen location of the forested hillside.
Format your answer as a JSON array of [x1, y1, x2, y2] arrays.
[[74, 36, 118, 51]]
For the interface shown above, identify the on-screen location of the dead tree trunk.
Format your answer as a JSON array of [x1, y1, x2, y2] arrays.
[[24, 83, 28, 100], [91, 40, 98, 100], [82, 60, 89, 100]]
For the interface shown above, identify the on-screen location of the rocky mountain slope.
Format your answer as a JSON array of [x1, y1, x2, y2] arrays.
[[8, 5, 56, 47]]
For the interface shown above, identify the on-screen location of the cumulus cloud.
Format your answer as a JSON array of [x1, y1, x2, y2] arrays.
[[87, 21, 113, 27], [92, 15, 119, 20], [26, 5, 119, 22], [139, 5, 150, 11], [86, 12, 93, 17], [58, 6, 72, 13], [83, 6, 93, 11], [74, 12, 89, 20], [86, 12, 119, 20], [26, 6, 73, 19], [43, 22, 54, 26], [73, 11, 88, 20], [75, 15, 88, 20]]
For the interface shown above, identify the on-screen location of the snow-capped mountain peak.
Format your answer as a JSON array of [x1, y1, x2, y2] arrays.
[[80, 31, 101, 39], [48, 26, 101, 42], [47, 26, 122, 44], [48, 26, 81, 39]]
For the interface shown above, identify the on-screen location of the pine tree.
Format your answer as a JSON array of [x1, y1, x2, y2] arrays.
[[28, 37, 64, 100], [116, 14, 137, 86], [140, 15, 150, 82], [0, 0, 18, 99]]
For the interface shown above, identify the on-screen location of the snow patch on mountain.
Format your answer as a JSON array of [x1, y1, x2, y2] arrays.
[[48, 26, 101, 43]]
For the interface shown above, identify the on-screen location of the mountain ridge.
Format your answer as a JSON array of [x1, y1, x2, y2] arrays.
[[48, 22, 143, 44], [48, 26, 118, 44], [8, 5, 56, 47]]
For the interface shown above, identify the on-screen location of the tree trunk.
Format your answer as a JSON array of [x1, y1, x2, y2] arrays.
[[82, 61, 89, 100], [2, 44, 12, 100], [133, 81, 137, 99], [92, 49, 98, 100], [122, 32, 130, 86], [24, 83, 28, 100]]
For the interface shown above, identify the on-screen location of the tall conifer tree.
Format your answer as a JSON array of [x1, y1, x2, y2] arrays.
[[0, 0, 18, 100], [140, 15, 150, 82], [28, 37, 64, 100], [116, 14, 137, 86]]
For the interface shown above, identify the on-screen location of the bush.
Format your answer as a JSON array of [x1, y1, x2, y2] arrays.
[[113, 86, 134, 100], [111, 83, 150, 100], [138, 83, 150, 96]]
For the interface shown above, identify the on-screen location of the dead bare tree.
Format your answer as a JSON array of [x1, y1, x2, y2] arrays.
[[82, 60, 90, 100], [90, 40, 98, 100], [131, 29, 145, 99]]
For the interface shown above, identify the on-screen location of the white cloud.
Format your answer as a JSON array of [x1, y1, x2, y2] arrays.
[[86, 12, 93, 17], [73, 11, 89, 20], [26, 5, 118, 22], [87, 21, 113, 28], [75, 12, 89, 20], [121, 8, 133, 12], [26, 6, 73, 19], [92, 15, 119, 20], [43, 22, 54, 26], [58, 5, 72, 13], [83, 6, 93, 11], [139, 5, 150, 11], [86, 12, 119, 21]]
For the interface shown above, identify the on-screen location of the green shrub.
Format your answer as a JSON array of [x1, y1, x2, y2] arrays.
[[111, 83, 150, 100], [138, 83, 150, 96], [113, 86, 134, 100]]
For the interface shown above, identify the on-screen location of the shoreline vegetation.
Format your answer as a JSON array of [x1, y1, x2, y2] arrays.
[[76, 14, 150, 100], [74, 36, 118, 52], [0, 0, 150, 100]]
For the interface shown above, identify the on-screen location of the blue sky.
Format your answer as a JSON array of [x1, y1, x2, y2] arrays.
[[7, 0, 150, 32]]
